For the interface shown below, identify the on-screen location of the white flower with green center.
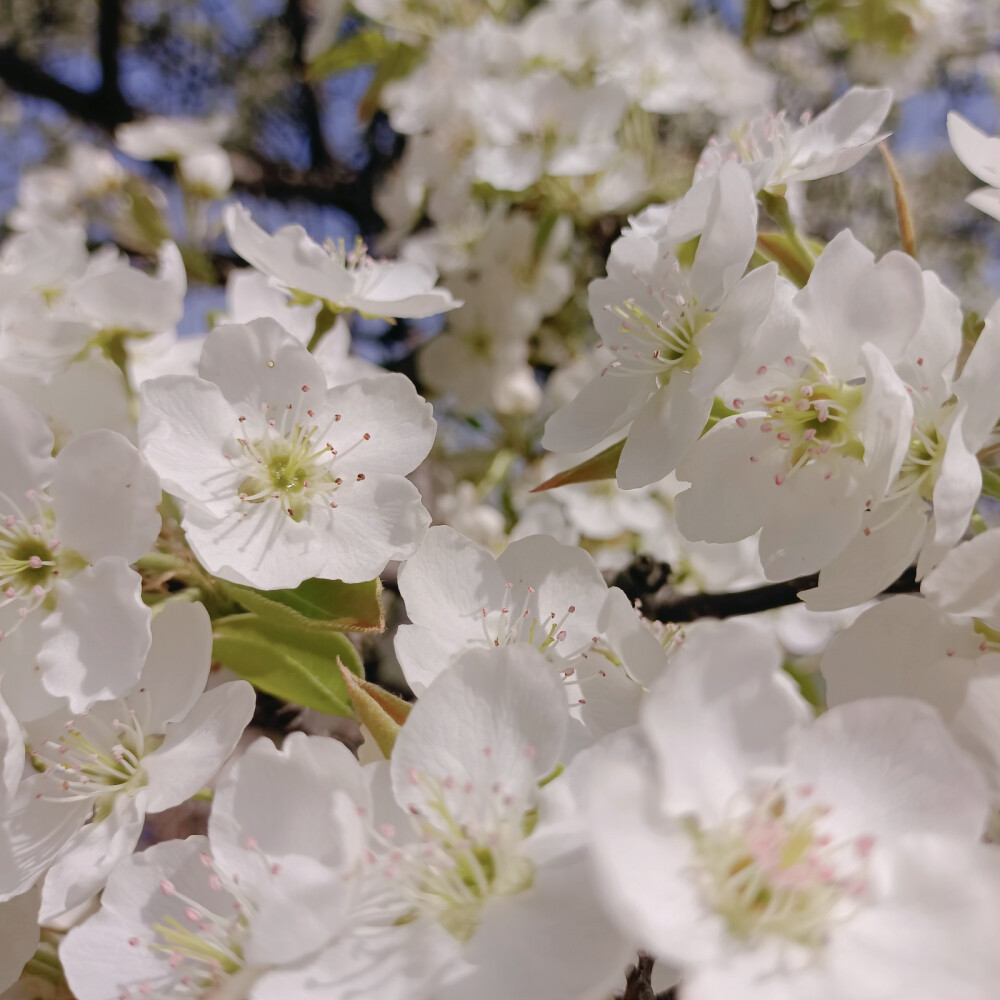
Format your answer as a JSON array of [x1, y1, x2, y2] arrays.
[[139, 318, 435, 589], [694, 86, 892, 196], [675, 231, 922, 581], [825, 550, 1000, 809], [62, 836, 258, 1000], [0, 241, 186, 382], [584, 618, 1000, 1000], [395, 526, 667, 736], [63, 732, 368, 1000], [225, 204, 461, 321], [357, 646, 631, 1000], [543, 162, 777, 488], [0, 386, 161, 721], [800, 277, 1000, 609], [947, 111, 1000, 223], [0, 601, 255, 922]]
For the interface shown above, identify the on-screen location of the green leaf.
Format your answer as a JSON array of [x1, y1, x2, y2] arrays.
[[220, 577, 384, 634], [982, 466, 1000, 501], [531, 439, 624, 493], [307, 30, 393, 78], [212, 614, 363, 716], [339, 666, 411, 757], [357, 42, 424, 121]]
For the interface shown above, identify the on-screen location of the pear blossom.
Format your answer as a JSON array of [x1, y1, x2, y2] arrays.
[[800, 279, 1000, 610], [61, 732, 366, 1000], [0, 885, 40, 993], [140, 318, 435, 589], [0, 241, 187, 383], [696, 86, 893, 195], [0, 357, 134, 447], [222, 269, 382, 387], [8, 144, 126, 233], [116, 114, 233, 195], [225, 204, 461, 321], [395, 526, 666, 735], [0, 386, 161, 720], [822, 593, 1000, 804], [471, 73, 628, 193], [352, 646, 632, 1000], [584, 618, 1000, 1000], [674, 230, 921, 580], [543, 162, 777, 488], [0, 600, 255, 920], [418, 277, 542, 416], [947, 111, 1000, 222]]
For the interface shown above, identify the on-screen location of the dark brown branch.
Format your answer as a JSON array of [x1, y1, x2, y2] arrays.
[[614, 559, 920, 624], [0, 44, 389, 231], [620, 954, 676, 1000], [98, 0, 129, 122], [283, 0, 332, 170], [0, 43, 134, 129]]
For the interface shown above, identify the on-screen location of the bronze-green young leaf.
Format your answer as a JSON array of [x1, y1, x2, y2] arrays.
[[212, 614, 364, 716], [220, 577, 384, 634], [531, 438, 625, 493], [339, 664, 411, 758]]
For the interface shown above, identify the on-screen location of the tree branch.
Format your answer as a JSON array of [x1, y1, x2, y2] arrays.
[[283, 0, 332, 170], [0, 43, 133, 129], [0, 43, 390, 232], [613, 558, 920, 624], [98, 0, 129, 121]]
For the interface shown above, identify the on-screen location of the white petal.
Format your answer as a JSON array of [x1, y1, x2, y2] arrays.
[[690, 160, 757, 307], [965, 186, 1000, 222], [0, 385, 55, 498], [225, 204, 355, 302], [141, 680, 255, 813], [758, 462, 866, 580], [674, 416, 778, 543], [832, 836, 1000, 1000], [691, 262, 777, 396], [857, 342, 913, 500], [785, 86, 892, 183], [397, 525, 505, 633], [795, 231, 923, 375], [391, 646, 568, 827], [37, 559, 151, 715], [0, 774, 92, 901], [199, 318, 327, 412], [788, 697, 990, 842], [137, 599, 213, 726], [321, 374, 435, 477], [542, 371, 657, 454], [442, 845, 632, 1000], [585, 751, 727, 967], [182, 500, 325, 591], [617, 377, 712, 489], [311, 473, 430, 583], [917, 410, 981, 578], [394, 625, 472, 695], [922, 528, 1000, 619], [0, 693, 23, 810], [822, 595, 984, 717], [51, 430, 161, 564], [0, 885, 40, 992], [947, 111, 1000, 188], [800, 497, 927, 612], [139, 374, 241, 512], [38, 792, 145, 922], [644, 617, 808, 823], [954, 293, 1000, 447]]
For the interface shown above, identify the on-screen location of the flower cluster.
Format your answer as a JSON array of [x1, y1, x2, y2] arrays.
[[2, 1, 1000, 998]]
